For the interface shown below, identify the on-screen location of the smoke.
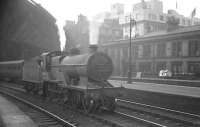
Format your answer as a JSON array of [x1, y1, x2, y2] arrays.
[[89, 11, 115, 45], [89, 21, 101, 44], [89, 13, 107, 44], [56, 21, 66, 51]]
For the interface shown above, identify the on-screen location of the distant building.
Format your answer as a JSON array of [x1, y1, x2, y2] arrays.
[[63, 14, 89, 53], [93, 3, 124, 44], [122, 0, 166, 38], [110, 3, 124, 19], [93, 12, 112, 22], [100, 25, 200, 77], [98, 0, 200, 77], [98, 18, 123, 44], [167, 10, 200, 26], [93, 3, 124, 22], [63, 20, 76, 50], [0, 0, 60, 61], [120, 0, 200, 39]]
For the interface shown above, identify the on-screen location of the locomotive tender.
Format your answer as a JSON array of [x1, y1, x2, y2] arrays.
[[0, 46, 123, 112]]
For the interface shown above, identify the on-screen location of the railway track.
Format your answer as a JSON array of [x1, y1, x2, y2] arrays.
[[1, 85, 162, 127], [0, 89, 77, 127], [0, 83, 120, 127], [1, 82, 199, 127], [116, 98, 200, 127], [114, 111, 166, 127], [85, 109, 166, 127]]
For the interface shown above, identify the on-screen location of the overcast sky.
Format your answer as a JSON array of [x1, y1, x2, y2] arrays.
[[33, 0, 200, 49], [35, 0, 200, 21]]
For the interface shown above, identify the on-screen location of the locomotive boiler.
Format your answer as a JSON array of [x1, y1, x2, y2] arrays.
[[61, 51, 113, 84], [21, 46, 123, 112]]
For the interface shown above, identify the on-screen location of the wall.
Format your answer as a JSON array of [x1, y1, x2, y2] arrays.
[[101, 26, 200, 77]]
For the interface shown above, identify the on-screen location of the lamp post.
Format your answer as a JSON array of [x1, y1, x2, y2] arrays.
[[127, 14, 136, 84]]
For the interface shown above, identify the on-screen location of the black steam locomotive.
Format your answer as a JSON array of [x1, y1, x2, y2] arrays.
[[0, 46, 123, 112]]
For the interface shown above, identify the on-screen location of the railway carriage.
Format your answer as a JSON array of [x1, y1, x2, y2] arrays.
[[0, 60, 24, 81]]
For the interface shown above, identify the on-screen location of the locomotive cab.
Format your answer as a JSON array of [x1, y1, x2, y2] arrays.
[[40, 51, 62, 72]]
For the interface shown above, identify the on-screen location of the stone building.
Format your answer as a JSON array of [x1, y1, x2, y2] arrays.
[[94, 3, 124, 44], [98, 18, 123, 44], [110, 3, 124, 19], [100, 25, 200, 78], [121, 0, 200, 39], [63, 14, 89, 53]]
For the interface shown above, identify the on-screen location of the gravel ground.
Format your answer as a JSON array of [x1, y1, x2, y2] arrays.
[[2, 81, 200, 126], [0, 86, 112, 127]]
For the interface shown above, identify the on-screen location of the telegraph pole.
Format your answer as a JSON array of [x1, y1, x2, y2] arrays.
[[127, 14, 136, 84]]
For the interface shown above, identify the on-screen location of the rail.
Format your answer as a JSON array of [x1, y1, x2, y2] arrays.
[[0, 89, 77, 127]]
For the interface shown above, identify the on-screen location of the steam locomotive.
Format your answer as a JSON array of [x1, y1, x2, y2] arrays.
[[0, 45, 123, 112]]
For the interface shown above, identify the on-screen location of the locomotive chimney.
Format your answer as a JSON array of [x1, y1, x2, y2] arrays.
[[89, 44, 98, 53]]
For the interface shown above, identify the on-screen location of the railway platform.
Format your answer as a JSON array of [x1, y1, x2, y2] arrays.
[[109, 80, 200, 98], [0, 95, 37, 127], [111, 76, 200, 87]]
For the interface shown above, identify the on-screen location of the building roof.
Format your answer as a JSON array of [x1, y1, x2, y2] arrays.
[[101, 25, 200, 47], [27, 0, 56, 22], [139, 25, 200, 38]]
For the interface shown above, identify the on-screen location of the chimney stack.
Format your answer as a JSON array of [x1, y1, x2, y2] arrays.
[[167, 15, 180, 32]]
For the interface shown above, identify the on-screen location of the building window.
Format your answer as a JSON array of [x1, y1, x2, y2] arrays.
[[133, 45, 139, 58], [171, 62, 182, 74], [187, 20, 191, 25], [189, 40, 200, 57], [148, 13, 157, 20], [136, 13, 140, 20], [152, 14, 157, 20], [122, 47, 128, 59], [188, 62, 200, 74], [157, 43, 166, 57], [143, 44, 151, 58], [194, 21, 200, 25], [146, 24, 153, 33], [159, 15, 164, 21], [172, 41, 182, 57], [139, 62, 152, 73], [148, 14, 151, 19]]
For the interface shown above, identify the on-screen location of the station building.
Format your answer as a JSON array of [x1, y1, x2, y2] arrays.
[[98, 18, 123, 44], [100, 25, 200, 78], [0, 0, 60, 61]]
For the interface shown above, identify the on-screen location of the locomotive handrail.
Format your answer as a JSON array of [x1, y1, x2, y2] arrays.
[[50, 64, 86, 68]]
